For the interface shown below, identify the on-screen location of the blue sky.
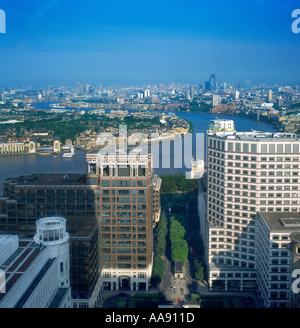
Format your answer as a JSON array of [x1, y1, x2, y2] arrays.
[[0, 0, 299, 87]]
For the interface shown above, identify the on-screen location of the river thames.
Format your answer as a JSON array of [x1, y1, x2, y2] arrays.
[[0, 109, 277, 196]]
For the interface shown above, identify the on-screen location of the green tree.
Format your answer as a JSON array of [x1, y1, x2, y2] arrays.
[[169, 217, 186, 240], [194, 260, 205, 282], [171, 239, 188, 262], [151, 210, 168, 287]]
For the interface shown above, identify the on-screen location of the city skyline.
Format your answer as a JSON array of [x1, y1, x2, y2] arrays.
[[0, 0, 299, 87], [2, 0, 300, 310]]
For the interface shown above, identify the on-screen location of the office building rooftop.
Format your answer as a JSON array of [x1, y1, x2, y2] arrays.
[[0, 239, 44, 303], [209, 130, 298, 141], [258, 212, 300, 233], [3, 174, 88, 187]]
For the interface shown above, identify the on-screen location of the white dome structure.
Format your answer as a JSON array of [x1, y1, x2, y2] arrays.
[[34, 217, 69, 246], [34, 217, 70, 288]]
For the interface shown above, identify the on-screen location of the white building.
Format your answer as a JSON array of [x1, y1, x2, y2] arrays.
[[208, 119, 235, 133], [0, 217, 71, 308], [256, 212, 296, 308], [261, 102, 273, 109], [268, 90, 273, 102], [212, 95, 221, 107], [206, 119, 300, 293], [144, 90, 151, 98]]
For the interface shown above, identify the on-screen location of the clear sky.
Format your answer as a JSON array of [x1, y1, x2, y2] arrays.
[[0, 0, 299, 87]]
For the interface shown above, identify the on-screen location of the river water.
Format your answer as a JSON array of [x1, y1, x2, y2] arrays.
[[0, 106, 277, 196]]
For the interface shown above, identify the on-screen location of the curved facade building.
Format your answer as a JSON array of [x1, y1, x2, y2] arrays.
[[209, 74, 217, 91]]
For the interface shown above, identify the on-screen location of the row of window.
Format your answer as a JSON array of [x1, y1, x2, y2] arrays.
[[226, 142, 300, 154], [103, 255, 146, 261], [211, 272, 255, 278], [210, 256, 255, 269], [103, 240, 146, 247], [101, 197, 146, 203], [101, 234, 147, 242], [102, 263, 147, 269], [226, 154, 300, 162], [101, 180, 147, 187], [102, 272, 147, 279]]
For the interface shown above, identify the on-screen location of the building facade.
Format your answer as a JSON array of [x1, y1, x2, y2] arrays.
[[255, 212, 296, 308], [0, 145, 161, 304], [206, 119, 300, 292], [86, 147, 161, 291], [0, 142, 25, 154]]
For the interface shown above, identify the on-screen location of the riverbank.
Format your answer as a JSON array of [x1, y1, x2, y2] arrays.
[[224, 112, 279, 130], [176, 109, 279, 132], [0, 111, 277, 196], [0, 152, 37, 157]]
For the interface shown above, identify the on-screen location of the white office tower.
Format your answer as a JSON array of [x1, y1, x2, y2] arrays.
[[235, 90, 240, 100], [0, 217, 71, 308], [268, 90, 273, 102], [34, 217, 70, 288], [206, 119, 300, 292], [256, 212, 300, 308], [144, 89, 151, 98]]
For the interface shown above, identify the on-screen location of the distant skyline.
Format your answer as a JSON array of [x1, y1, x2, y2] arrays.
[[0, 0, 300, 87]]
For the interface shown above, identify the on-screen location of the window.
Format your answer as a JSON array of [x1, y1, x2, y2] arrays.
[[118, 165, 130, 177], [277, 144, 283, 153], [251, 144, 257, 154], [138, 165, 146, 176], [101, 180, 110, 187], [269, 144, 276, 154], [103, 165, 110, 176], [261, 144, 268, 153]]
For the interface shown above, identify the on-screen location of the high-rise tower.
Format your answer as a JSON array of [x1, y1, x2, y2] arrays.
[[206, 120, 300, 292], [209, 74, 217, 91], [86, 146, 161, 291]]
